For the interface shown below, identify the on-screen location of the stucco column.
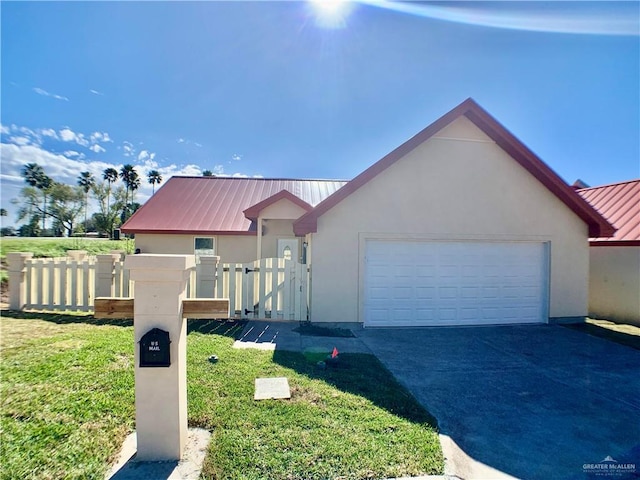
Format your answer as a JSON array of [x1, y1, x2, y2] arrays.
[[7, 252, 33, 311], [257, 217, 263, 260], [124, 254, 195, 461], [196, 256, 220, 298], [95, 253, 121, 298]]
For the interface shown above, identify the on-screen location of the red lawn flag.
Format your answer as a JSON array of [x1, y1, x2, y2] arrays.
[[331, 347, 339, 358]]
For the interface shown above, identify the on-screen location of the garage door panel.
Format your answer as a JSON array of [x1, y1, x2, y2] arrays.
[[364, 240, 547, 326]]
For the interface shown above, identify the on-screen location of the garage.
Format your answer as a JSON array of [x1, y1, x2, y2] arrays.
[[364, 240, 549, 327]]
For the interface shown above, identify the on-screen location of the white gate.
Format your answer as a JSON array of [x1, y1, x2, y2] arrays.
[[215, 258, 308, 321]]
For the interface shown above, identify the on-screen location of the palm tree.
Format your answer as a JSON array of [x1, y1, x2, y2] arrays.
[[102, 167, 118, 220], [119, 164, 136, 206], [22, 163, 45, 187], [0, 208, 7, 217], [129, 173, 141, 203], [77, 171, 95, 231], [147, 170, 162, 194], [202, 169, 213, 177], [21, 163, 52, 231]]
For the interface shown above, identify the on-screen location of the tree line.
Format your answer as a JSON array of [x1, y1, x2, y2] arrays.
[[5, 163, 163, 238]]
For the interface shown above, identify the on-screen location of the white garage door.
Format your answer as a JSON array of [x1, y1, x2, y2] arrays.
[[364, 240, 548, 327]]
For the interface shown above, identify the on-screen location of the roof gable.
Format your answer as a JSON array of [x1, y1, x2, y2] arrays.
[[294, 98, 615, 238], [243, 190, 313, 221], [578, 179, 640, 243]]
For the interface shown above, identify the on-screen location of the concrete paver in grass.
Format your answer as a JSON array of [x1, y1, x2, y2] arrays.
[[254, 377, 291, 400]]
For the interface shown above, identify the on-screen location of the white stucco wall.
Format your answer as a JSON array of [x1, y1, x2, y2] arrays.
[[589, 246, 640, 326], [308, 116, 590, 323]]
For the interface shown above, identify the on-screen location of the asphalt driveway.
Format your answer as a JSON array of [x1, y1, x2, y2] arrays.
[[356, 325, 640, 480]]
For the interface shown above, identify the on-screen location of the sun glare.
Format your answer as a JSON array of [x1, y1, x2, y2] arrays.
[[309, 0, 353, 29]]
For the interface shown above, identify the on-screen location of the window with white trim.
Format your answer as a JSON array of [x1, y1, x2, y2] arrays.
[[194, 237, 215, 261]]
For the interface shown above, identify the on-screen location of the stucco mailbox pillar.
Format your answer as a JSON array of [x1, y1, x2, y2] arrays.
[[124, 254, 195, 461]]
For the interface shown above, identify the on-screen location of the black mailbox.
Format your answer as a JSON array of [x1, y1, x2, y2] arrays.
[[139, 328, 171, 367]]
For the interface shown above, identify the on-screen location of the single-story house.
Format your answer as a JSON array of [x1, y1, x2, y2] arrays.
[[122, 98, 614, 326], [577, 180, 640, 326]]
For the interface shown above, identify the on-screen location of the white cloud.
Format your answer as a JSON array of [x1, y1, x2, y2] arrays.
[[194, 142, 202, 148], [39, 128, 59, 140], [90, 131, 112, 144], [59, 127, 89, 147], [122, 141, 135, 157], [0, 137, 262, 224], [159, 163, 202, 177], [232, 154, 242, 161], [89, 89, 104, 96], [33, 87, 69, 101], [140, 158, 159, 171], [137, 150, 156, 162], [177, 138, 185, 144], [8, 136, 32, 146], [0, 124, 9, 135], [89, 144, 106, 153], [0, 143, 119, 192]]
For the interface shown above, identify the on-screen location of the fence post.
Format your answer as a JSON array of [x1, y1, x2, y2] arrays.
[[95, 253, 121, 298], [125, 254, 195, 461], [7, 253, 33, 311], [111, 250, 126, 260], [196, 256, 220, 298], [67, 250, 87, 261]]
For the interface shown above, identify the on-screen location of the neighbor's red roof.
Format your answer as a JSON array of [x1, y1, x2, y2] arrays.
[[578, 179, 640, 244], [121, 177, 348, 235]]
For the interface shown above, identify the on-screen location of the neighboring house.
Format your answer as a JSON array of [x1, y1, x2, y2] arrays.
[[122, 98, 614, 327], [578, 180, 640, 326]]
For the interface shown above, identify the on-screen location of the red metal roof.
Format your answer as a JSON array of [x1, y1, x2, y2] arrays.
[[121, 177, 348, 235], [293, 98, 616, 238], [578, 179, 640, 243]]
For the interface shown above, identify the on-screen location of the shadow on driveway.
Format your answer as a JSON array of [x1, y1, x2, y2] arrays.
[[356, 324, 640, 480]]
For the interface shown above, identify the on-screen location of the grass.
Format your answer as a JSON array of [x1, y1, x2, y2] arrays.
[[1, 312, 443, 480], [0, 237, 135, 260], [565, 317, 640, 351]]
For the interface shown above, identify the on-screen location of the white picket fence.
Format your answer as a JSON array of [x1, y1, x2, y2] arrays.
[[23, 256, 131, 312], [15, 254, 308, 320], [214, 258, 308, 321]]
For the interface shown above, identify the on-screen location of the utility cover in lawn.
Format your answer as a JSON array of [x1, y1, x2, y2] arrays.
[[254, 377, 291, 400]]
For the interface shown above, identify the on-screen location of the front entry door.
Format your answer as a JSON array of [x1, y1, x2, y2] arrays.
[[277, 238, 299, 263]]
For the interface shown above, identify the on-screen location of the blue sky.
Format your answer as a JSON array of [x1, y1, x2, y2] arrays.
[[1, 1, 638, 227]]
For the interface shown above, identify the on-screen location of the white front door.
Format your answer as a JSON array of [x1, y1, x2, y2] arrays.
[[364, 240, 548, 327], [278, 238, 299, 262]]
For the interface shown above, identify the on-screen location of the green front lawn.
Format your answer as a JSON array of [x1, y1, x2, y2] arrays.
[[0, 237, 134, 261], [1, 313, 443, 479]]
